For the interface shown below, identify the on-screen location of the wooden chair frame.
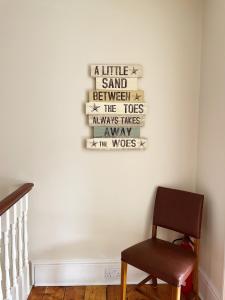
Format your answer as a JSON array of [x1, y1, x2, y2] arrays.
[[121, 225, 200, 300]]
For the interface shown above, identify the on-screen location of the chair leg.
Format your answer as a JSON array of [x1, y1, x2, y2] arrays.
[[193, 268, 199, 299], [121, 261, 127, 300], [171, 286, 181, 300], [152, 277, 158, 288], [193, 239, 200, 299]]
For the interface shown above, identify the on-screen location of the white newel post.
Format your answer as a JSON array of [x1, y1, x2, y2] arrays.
[[9, 205, 19, 300], [0, 217, 3, 300], [2, 211, 12, 300], [17, 199, 24, 300], [22, 195, 30, 298]]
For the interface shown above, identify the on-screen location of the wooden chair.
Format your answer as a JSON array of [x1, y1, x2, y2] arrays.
[[121, 186, 204, 300]]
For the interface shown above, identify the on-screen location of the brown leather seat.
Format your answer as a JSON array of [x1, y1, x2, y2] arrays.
[[122, 238, 196, 286], [120, 186, 204, 300]]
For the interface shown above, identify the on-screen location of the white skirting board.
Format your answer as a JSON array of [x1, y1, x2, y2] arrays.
[[199, 268, 221, 300], [32, 259, 222, 300], [32, 258, 156, 286]]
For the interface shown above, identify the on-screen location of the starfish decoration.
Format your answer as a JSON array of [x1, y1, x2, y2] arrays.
[[91, 140, 98, 147], [90, 103, 100, 112], [131, 67, 138, 75], [135, 93, 141, 100], [140, 140, 146, 147]]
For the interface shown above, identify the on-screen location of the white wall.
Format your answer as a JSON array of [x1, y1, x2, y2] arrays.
[[197, 0, 225, 299], [0, 0, 202, 262]]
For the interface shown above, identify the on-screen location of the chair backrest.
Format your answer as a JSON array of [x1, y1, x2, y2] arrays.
[[153, 186, 204, 238]]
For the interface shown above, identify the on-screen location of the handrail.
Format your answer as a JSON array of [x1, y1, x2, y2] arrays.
[[0, 183, 34, 216]]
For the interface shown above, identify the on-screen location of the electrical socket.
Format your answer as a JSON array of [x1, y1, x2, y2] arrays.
[[104, 266, 120, 281]]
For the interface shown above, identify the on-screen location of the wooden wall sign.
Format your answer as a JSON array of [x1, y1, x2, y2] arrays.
[[85, 64, 147, 150], [93, 127, 140, 138], [89, 90, 144, 102], [86, 102, 147, 115], [86, 138, 147, 150], [91, 64, 143, 77], [88, 115, 145, 127], [96, 77, 138, 90]]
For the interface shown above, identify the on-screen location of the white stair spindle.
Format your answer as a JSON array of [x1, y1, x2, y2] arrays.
[[0, 184, 33, 300], [17, 200, 24, 300], [9, 206, 18, 300], [2, 211, 12, 300], [0, 216, 3, 300], [22, 195, 30, 297]]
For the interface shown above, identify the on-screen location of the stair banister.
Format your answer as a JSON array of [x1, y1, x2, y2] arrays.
[[0, 183, 34, 300]]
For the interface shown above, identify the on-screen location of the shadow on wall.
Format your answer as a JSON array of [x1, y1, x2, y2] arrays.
[[31, 239, 123, 261], [143, 188, 156, 238], [31, 186, 180, 261]]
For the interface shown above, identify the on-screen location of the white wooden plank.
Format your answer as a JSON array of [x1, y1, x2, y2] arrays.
[[91, 64, 143, 78], [96, 77, 138, 90], [86, 102, 147, 115], [89, 90, 144, 102], [89, 115, 145, 127], [86, 138, 147, 150]]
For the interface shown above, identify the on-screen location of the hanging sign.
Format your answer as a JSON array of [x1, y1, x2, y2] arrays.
[[85, 64, 147, 150], [91, 64, 143, 78], [94, 127, 140, 138], [86, 138, 147, 150], [86, 102, 147, 115], [89, 90, 144, 102], [96, 77, 138, 90], [88, 115, 145, 127]]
